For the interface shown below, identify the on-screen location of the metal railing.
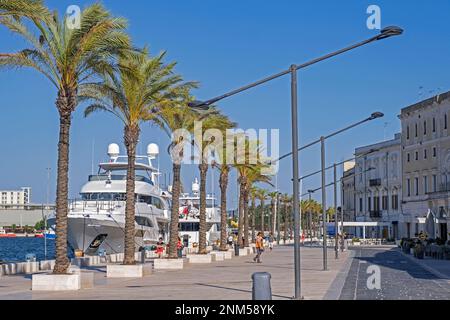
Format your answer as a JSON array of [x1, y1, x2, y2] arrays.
[[369, 210, 382, 218], [69, 199, 124, 213]]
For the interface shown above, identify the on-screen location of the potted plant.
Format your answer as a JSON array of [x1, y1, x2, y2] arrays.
[[352, 237, 361, 246]]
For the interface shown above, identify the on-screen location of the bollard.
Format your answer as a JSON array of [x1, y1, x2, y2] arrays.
[[141, 249, 146, 264], [234, 243, 240, 256], [252, 272, 272, 300]]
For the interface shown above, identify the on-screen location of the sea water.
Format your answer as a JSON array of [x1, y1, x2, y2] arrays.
[[0, 238, 56, 262]]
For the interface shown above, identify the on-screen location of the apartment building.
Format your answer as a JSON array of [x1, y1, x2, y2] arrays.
[[399, 91, 450, 241]]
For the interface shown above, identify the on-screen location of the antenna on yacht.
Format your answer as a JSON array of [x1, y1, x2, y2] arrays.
[[91, 139, 95, 175], [147, 143, 159, 186]]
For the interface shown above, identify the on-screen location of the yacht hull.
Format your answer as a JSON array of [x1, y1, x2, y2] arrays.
[[48, 215, 160, 255]]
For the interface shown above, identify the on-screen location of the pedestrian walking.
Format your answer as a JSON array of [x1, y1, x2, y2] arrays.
[[156, 237, 165, 258], [177, 236, 184, 258], [268, 232, 274, 252], [253, 232, 264, 263]]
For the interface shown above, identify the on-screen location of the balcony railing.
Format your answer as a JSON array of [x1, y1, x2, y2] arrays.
[[438, 183, 450, 192], [370, 210, 382, 218], [369, 178, 381, 187]]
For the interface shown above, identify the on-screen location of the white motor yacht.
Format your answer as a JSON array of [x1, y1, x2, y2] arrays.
[[48, 143, 170, 255]]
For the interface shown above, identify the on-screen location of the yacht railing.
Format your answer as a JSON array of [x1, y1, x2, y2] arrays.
[[69, 199, 125, 214]]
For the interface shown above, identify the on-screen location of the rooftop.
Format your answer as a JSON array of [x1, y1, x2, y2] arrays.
[[400, 90, 450, 115]]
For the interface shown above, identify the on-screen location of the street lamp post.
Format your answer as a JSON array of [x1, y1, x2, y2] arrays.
[[320, 137, 328, 270], [276, 192, 281, 245], [189, 26, 403, 300], [334, 163, 339, 259]]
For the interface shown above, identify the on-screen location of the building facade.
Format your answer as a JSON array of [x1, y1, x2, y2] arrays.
[[341, 162, 355, 223], [0, 187, 31, 208], [353, 133, 402, 239], [399, 92, 450, 241]]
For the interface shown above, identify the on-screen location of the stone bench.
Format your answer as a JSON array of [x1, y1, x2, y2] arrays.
[[186, 254, 212, 264], [210, 252, 225, 261], [106, 263, 152, 278], [32, 274, 81, 291], [238, 249, 248, 256], [153, 258, 184, 270]]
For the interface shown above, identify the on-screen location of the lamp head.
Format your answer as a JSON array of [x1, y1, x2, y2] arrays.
[[377, 26, 404, 40], [188, 100, 211, 110], [369, 112, 384, 120]]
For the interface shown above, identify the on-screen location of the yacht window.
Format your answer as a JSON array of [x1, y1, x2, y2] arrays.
[[136, 194, 164, 209], [179, 222, 200, 232], [81, 193, 126, 201], [135, 216, 153, 227]]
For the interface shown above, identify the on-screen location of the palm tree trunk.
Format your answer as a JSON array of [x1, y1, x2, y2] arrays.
[[283, 204, 288, 242], [271, 199, 276, 235], [288, 205, 293, 239], [237, 181, 245, 248], [198, 163, 208, 254], [219, 167, 228, 251], [123, 124, 139, 265], [243, 187, 249, 247], [251, 197, 256, 243], [260, 199, 264, 234], [53, 89, 75, 274], [168, 163, 181, 258]]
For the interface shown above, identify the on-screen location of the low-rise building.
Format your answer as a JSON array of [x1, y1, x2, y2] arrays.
[[0, 187, 31, 208], [353, 133, 402, 239], [399, 91, 450, 241]]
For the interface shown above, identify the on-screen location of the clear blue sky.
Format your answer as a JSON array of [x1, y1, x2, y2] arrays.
[[1, 0, 449, 208]]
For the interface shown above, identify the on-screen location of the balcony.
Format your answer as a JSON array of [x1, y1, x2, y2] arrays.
[[369, 178, 381, 187], [370, 210, 382, 218], [439, 183, 450, 192]]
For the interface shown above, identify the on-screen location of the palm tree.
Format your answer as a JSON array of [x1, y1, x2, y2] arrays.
[[156, 104, 196, 258], [268, 191, 278, 235], [280, 194, 291, 242], [156, 104, 220, 258], [0, 1, 131, 273], [250, 186, 258, 243], [245, 169, 272, 246], [82, 49, 192, 264], [214, 125, 237, 252], [195, 112, 235, 254], [258, 189, 268, 234]]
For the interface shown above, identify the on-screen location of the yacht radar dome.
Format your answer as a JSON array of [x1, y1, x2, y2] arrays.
[[108, 143, 120, 160], [147, 143, 159, 158]]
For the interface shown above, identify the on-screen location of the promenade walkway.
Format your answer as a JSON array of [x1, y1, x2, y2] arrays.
[[0, 245, 350, 300]]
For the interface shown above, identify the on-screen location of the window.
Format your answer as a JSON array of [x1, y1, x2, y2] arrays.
[[406, 125, 410, 140], [368, 197, 371, 211], [424, 149, 427, 159], [179, 222, 200, 232], [359, 198, 363, 212], [415, 151, 418, 161], [135, 216, 153, 228], [424, 121, 427, 135], [391, 194, 399, 210], [433, 118, 436, 132], [433, 147, 437, 157], [373, 196, 380, 211], [415, 177, 419, 196], [382, 195, 388, 210], [407, 153, 410, 162], [407, 178, 411, 197], [415, 123, 418, 137], [424, 176, 428, 194], [433, 175, 437, 192]]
